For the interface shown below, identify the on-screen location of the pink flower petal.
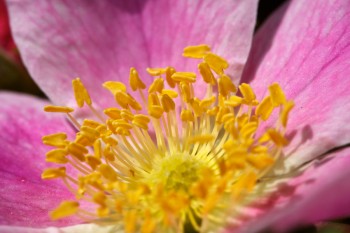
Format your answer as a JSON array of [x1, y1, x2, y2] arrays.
[[242, 0, 350, 168], [0, 224, 123, 233], [0, 226, 61, 233], [7, 0, 258, 108], [226, 148, 350, 233], [0, 92, 80, 227]]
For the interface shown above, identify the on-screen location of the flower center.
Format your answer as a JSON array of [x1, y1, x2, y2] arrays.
[[41, 44, 294, 233], [145, 152, 205, 192]]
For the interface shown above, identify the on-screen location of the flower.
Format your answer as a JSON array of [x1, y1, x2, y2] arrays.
[[1, 0, 350, 233]]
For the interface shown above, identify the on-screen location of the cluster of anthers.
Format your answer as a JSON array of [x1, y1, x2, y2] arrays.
[[42, 44, 294, 233]]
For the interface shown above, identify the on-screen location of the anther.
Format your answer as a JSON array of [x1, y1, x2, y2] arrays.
[[72, 78, 92, 107]]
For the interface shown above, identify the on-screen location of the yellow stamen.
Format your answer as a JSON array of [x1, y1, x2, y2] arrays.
[[43, 44, 293, 233], [50, 201, 79, 220], [103, 81, 127, 94], [72, 78, 92, 107], [183, 44, 211, 58], [129, 68, 146, 91], [44, 105, 74, 113], [203, 52, 229, 75]]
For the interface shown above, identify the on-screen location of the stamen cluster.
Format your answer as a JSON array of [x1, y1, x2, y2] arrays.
[[42, 45, 294, 233]]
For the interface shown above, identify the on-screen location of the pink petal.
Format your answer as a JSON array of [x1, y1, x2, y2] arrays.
[[7, 0, 258, 108], [0, 226, 62, 233], [0, 92, 81, 227], [242, 0, 350, 168], [226, 148, 350, 233], [0, 224, 123, 233]]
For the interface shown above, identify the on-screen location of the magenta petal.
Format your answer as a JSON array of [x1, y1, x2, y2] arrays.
[[228, 148, 350, 233], [0, 92, 80, 227], [0, 226, 62, 233], [7, 0, 258, 107], [242, 0, 350, 167]]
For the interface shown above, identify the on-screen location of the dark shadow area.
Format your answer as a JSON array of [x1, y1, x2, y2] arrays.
[[256, 0, 288, 31], [286, 125, 314, 160]]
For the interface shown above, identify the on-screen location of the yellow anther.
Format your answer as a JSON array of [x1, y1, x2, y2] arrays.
[[200, 96, 216, 109], [203, 52, 229, 75], [75, 133, 91, 147], [103, 81, 127, 95], [113, 119, 133, 130], [86, 155, 101, 170], [161, 89, 178, 98], [218, 74, 236, 96], [267, 129, 288, 146], [216, 107, 230, 124], [93, 192, 107, 206], [42, 133, 67, 147], [221, 113, 235, 123], [103, 145, 116, 161], [115, 91, 141, 110], [188, 135, 215, 144], [207, 106, 219, 116], [102, 136, 118, 147], [247, 154, 274, 170], [132, 114, 150, 130], [128, 97, 142, 111], [165, 66, 176, 88], [43, 105, 74, 113], [225, 95, 243, 107], [233, 172, 257, 195], [129, 67, 146, 91], [269, 83, 286, 106], [256, 96, 274, 121], [99, 164, 118, 181], [96, 125, 110, 135], [198, 62, 216, 85], [115, 91, 131, 109], [67, 142, 87, 162], [50, 201, 79, 220], [180, 82, 192, 103], [148, 78, 164, 93], [81, 126, 100, 139], [183, 44, 211, 59], [46, 149, 68, 164], [121, 109, 135, 121], [146, 67, 166, 76], [82, 119, 101, 128], [224, 145, 246, 158], [104, 108, 121, 119], [171, 72, 196, 83], [148, 105, 164, 119], [236, 114, 249, 129], [251, 145, 268, 154], [147, 93, 160, 106], [93, 140, 102, 159], [41, 167, 66, 179], [239, 83, 256, 104], [191, 98, 203, 116], [180, 109, 194, 122], [280, 101, 295, 127], [161, 94, 175, 112], [72, 78, 92, 107], [240, 122, 258, 140]]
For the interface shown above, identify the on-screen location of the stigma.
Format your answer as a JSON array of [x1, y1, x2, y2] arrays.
[[42, 44, 294, 233]]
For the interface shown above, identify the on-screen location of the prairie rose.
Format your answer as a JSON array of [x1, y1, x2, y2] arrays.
[[1, 0, 350, 233]]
